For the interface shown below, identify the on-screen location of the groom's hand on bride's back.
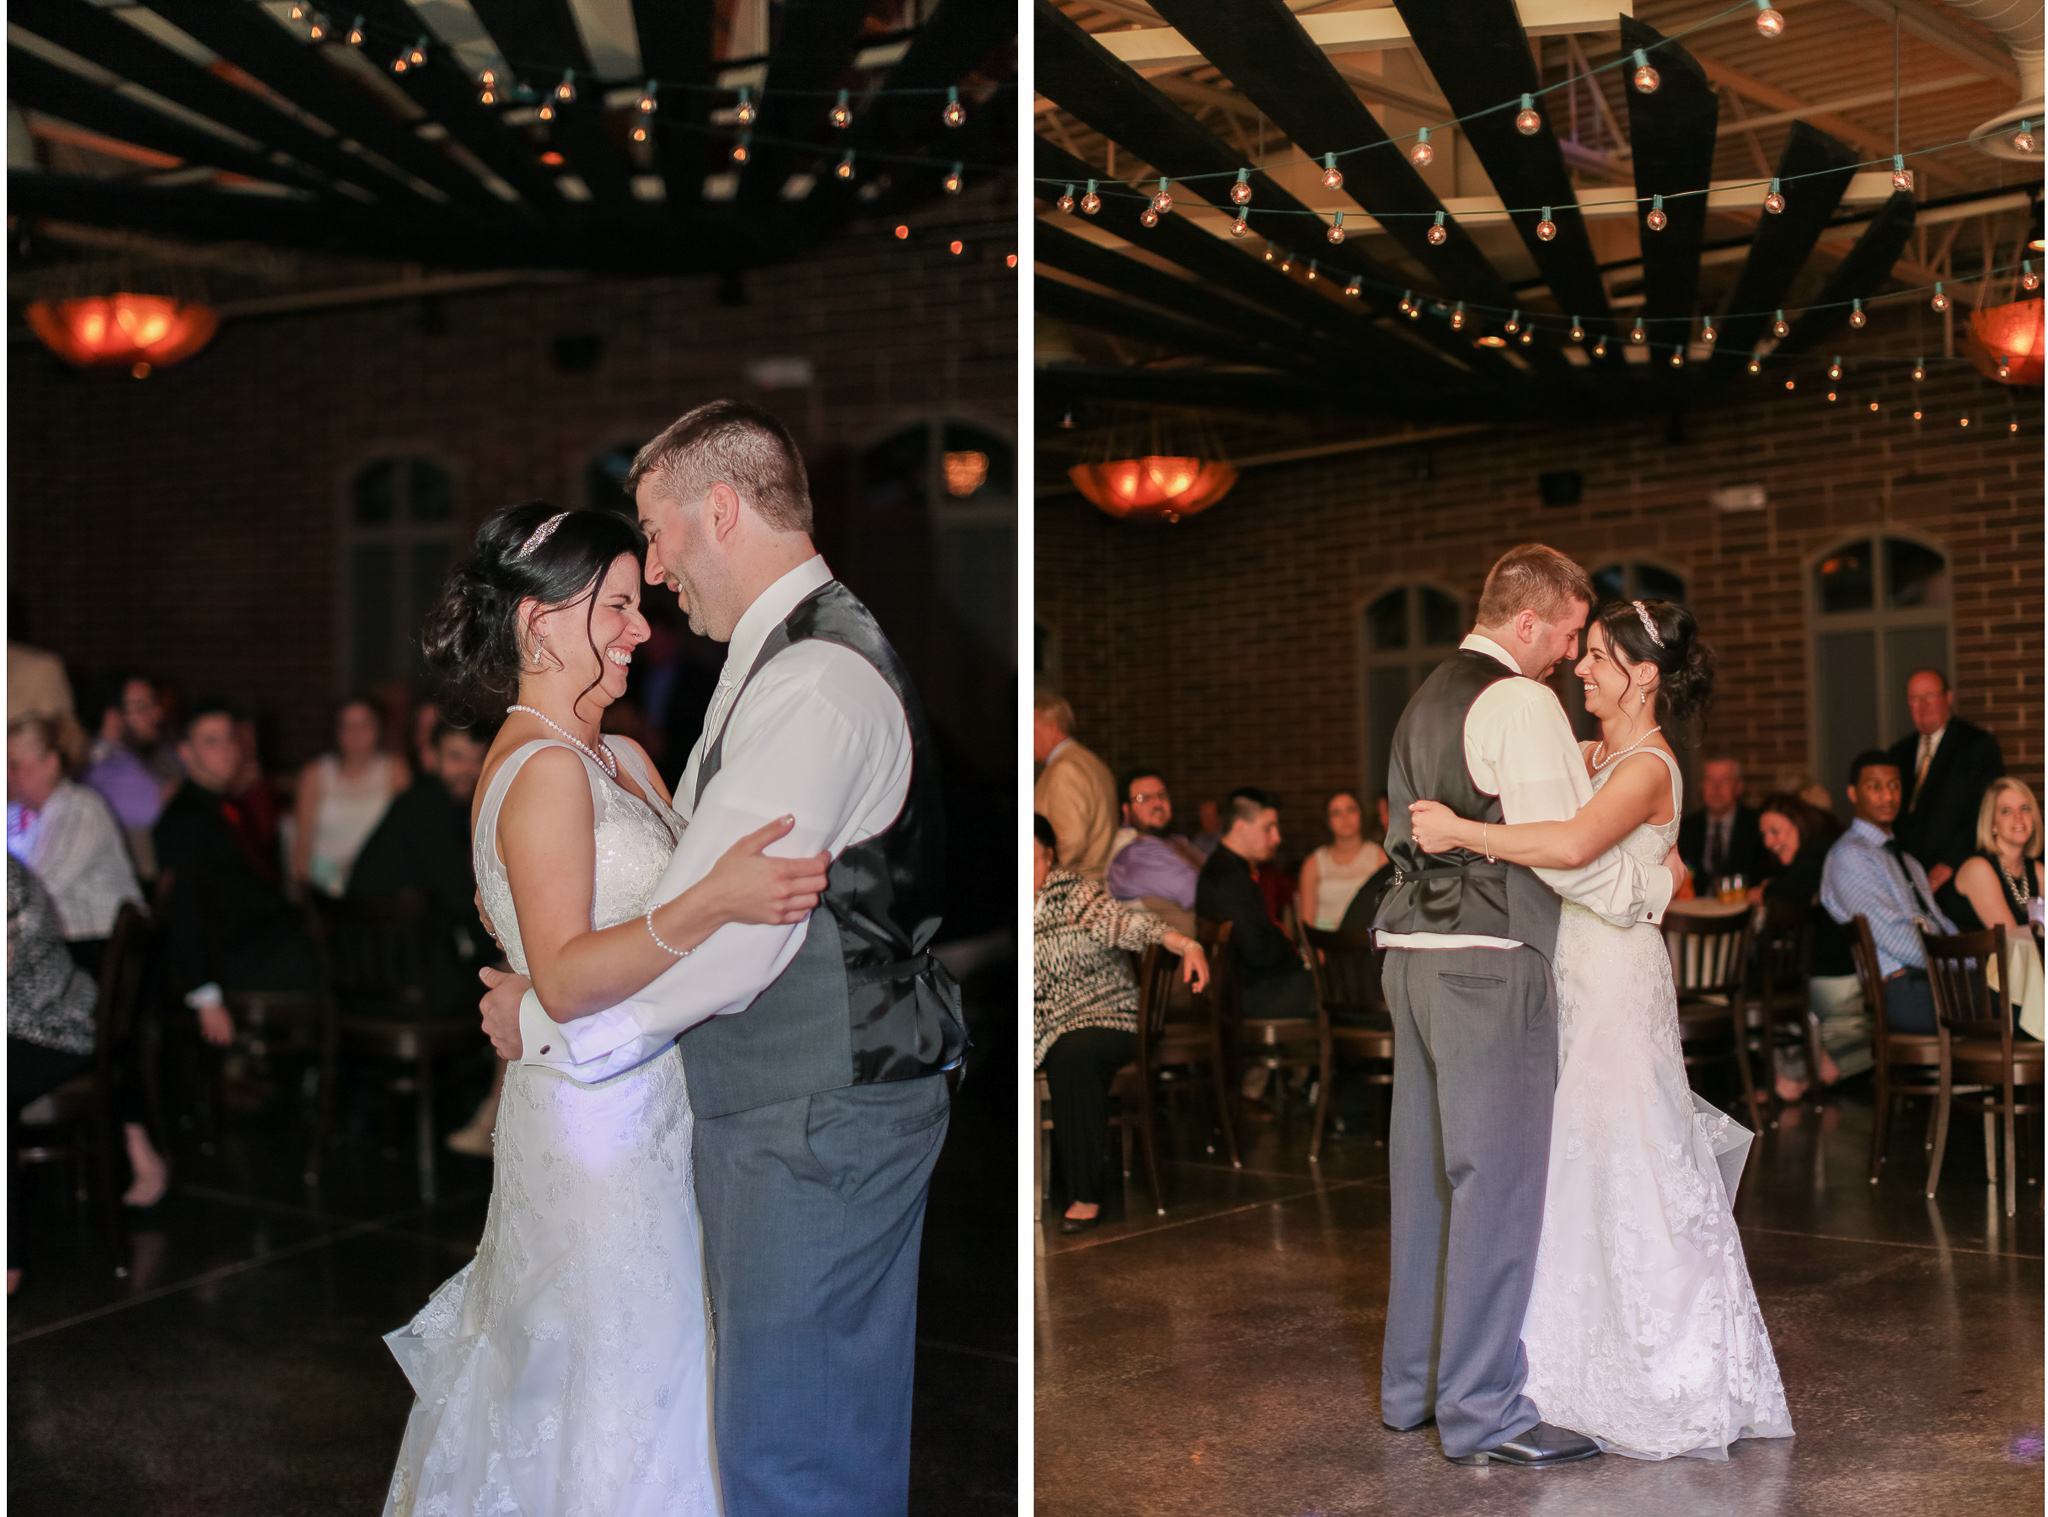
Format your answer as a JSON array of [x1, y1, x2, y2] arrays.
[[707, 814, 833, 927], [478, 965, 528, 1060]]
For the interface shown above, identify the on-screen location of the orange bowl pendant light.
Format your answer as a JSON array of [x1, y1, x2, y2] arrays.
[[1966, 298, 2044, 386], [1069, 455, 1237, 523], [26, 293, 220, 376]]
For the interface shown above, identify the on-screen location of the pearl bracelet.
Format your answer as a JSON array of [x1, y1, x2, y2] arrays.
[[645, 904, 693, 959]]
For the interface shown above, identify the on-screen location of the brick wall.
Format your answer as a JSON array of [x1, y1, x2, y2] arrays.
[[1037, 363, 2042, 872], [10, 221, 1016, 775]]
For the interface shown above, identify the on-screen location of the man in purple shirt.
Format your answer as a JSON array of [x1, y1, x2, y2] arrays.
[[79, 672, 171, 876], [1106, 768, 1204, 933]]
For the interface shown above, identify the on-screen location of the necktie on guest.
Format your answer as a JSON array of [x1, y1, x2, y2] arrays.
[[1883, 836, 1938, 918], [1912, 734, 1933, 809]]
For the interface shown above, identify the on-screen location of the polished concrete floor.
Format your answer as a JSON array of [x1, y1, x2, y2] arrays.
[[10, 962, 1015, 1515], [1036, 1086, 2043, 1516]]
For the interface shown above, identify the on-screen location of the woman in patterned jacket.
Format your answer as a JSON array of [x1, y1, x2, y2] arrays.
[[1035, 813, 1207, 1234]]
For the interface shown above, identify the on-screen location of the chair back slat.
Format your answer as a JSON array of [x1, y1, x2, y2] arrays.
[[1756, 898, 1812, 1006], [306, 891, 434, 1016], [1303, 925, 1381, 1020], [1663, 910, 1751, 997], [1193, 917, 1237, 1033], [1919, 926, 2012, 1043]]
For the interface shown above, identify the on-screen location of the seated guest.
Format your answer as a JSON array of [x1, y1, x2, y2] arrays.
[[7, 637, 82, 764], [1105, 768, 1202, 934], [291, 693, 409, 897], [1196, 788, 1315, 1025], [1887, 667, 2003, 895], [1820, 751, 1955, 1034], [1752, 792, 1862, 1099], [1678, 756, 1772, 898], [1031, 688, 1115, 881], [1033, 814, 1207, 1234], [228, 716, 284, 883], [81, 671, 170, 877], [1299, 790, 1388, 931], [155, 700, 318, 1048], [1950, 777, 2044, 947], [6, 716, 143, 972]]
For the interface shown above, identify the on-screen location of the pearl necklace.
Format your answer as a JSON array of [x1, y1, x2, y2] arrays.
[[1591, 725, 1662, 770], [1998, 853, 2034, 904], [506, 704, 617, 779]]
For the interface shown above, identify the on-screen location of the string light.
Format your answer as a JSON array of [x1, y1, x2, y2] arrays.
[[1593, 335, 1609, 357], [1701, 321, 1718, 345], [536, 101, 552, 120], [1427, 209, 1447, 246], [830, 90, 851, 129], [290, 3, 305, 18], [1754, 2, 1786, 38], [1411, 128, 1434, 169], [1345, 275, 1362, 297], [478, 69, 496, 105], [1930, 281, 1948, 312], [1515, 94, 1541, 135], [1763, 177, 1784, 214], [1960, 415, 1971, 427], [1646, 194, 1666, 232], [1849, 298, 1866, 328], [1266, 245, 1279, 264], [1450, 301, 1467, 330], [1869, 399, 1880, 412], [638, 83, 659, 114], [406, 37, 426, 66], [731, 133, 749, 163], [1398, 290, 1414, 313], [1632, 50, 1660, 94], [1784, 377, 1796, 389], [736, 86, 755, 125], [944, 87, 965, 128], [1827, 388, 1838, 402], [1630, 318, 1647, 343], [1080, 180, 1100, 215], [1997, 354, 2012, 379], [944, 162, 963, 195], [1230, 217, 1250, 238], [1828, 356, 1842, 379], [1306, 260, 1319, 282], [1912, 357, 1926, 381], [949, 240, 963, 256], [895, 224, 909, 240], [1231, 168, 1252, 206], [1504, 309, 1521, 334], [1670, 349, 1684, 367], [2024, 261, 2041, 292], [392, 39, 417, 73], [836, 150, 854, 180], [1150, 178, 1173, 213], [1140, 207, 1158, 227], [1912, 408, 1923, 419], [1569, 316, 1585, 342], [1327, 211, 1346, 244], [1056, 184, 1074, 213], [1771, 309, 1789, 338], [2012, 415, 2021, 433], [1536, 206, 1556, 241], [554, 68, 575, 102], [1519, 329, 1533, 345], [307, 12, 327, 42], [2016, 119, 2036, 153], [347, 15, 365, 46], [633, 123, 647, 142], [1407, 300, 1422, 320], [1891, 154, 1913, 193], [1279, 251, 1293, 272], [1322, 153, 1343, 190], [1748, 357, 1762, 373]]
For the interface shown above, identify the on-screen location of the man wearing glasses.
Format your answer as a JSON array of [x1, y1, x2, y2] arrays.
[[1107, 769, 1203, 935]]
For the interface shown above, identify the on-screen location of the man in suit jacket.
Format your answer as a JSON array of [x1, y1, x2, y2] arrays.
[[1031, 688, 1115, 881], [1194, 788, 1314, 1024], [1887, 668, 2004, 892], [1676, 757, 1773, 898]]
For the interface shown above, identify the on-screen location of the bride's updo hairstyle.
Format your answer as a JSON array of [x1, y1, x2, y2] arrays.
[[1595, 597, 1716, 737], [421, 501, 646, 722]]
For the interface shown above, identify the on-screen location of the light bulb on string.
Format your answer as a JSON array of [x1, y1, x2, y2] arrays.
[[1891, 154, 1913, 193], [1670, 349, 1684, 367], [640, 84, 659, 115], [943, 87, 965, 128], [1411, 129, 1434, 168], [1849, 298, 1866, 328], [632, 124, 647, 142], [478, 70, 496, 105], [1701, 321, 1718, 346], [306, 13, 327, 43], [536, 101, 552, 120], [1912, 408, 1923, 420], [1931, 281, 1948, 312], [1150, 178, 1172, 213], [1327, 211, 1346, 244], [1344, 275, 1362, 298], [731, 134, 749, 164], [1827, 389, 1838, 402], [2011, 416, 2021, 433], [1080, 181, 1100, 215], [1407, 302, 1422, 320], [1230, 168, 1252, 207], [2024, 261, 2040, 292], [830, 90, 850, 129], [290, 3, 306, 18], [1763, 177, 1784, 214], [1998, 354, 2012, 380], [1785, 378, 1796, 390], [1869, 400, 1880, 412], [1266, 245, 1280, 264], [735, 87, 755, 125], [1230, 217, 1250, 238], [1056, 185, 1074, 214], [1450, 301, 1466, 330], [1140, 207, 1158, 228], [1279, 251, 1293, 273], [1427, 210, 1447, 246], [1912, 357, 1926, 381], [1322, 153, 1343, 190], [1754, 1, 1785, 38], [1630, 318, 1647, 344], [1504, 309, 1521, 335], [1536, 206, 1556, 241], [1960, 415, 1971, 427], [2015, 119, 2036, 153], [1569, 316, 1585, 343], [347, 16, 365, 46], [1515, 94, 1541, 135], [1747, 357, 1762, 374], [1398, 290, 1413, 313], [944, 162, 963, 196], [1632, 50, 1660, 94], [393, 43, 414, 73], [1593, 335, 1609, 358], [553, 69, 574, 102], [1306, 261, 1318, 283], [835, 150, 854, 180], [1645, 194, 1666, 232], [1519, 328, 1533, 345], [1771, 309, 1789, 338], [1828, 356, 1842, 380]]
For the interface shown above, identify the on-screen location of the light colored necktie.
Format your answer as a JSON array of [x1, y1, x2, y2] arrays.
[[1912, 734, 1933, 807]]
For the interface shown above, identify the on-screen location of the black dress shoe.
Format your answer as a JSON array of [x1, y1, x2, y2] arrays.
[[1447, 1422, 1600, 1467], [1382, 1414, 1434, 1433], [1057, 1212, 1101, 1235]]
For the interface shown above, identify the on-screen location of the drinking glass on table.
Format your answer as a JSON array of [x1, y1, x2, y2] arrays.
[[1718, 873, 1747, 906]]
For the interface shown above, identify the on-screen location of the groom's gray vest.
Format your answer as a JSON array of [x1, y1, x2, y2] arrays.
[[678, 580, 968, 1119], [1373, 649, 1563, 961]]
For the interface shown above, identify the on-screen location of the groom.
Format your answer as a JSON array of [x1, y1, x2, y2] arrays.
[[1372, 544, 1683, 1467], [483, 400, 967, 1515]]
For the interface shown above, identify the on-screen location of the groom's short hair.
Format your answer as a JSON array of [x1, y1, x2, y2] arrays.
[[626, 400, 813, 534], [1476, 543, 1595, 627]]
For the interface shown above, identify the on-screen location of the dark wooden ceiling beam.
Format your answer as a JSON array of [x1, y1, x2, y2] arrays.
[[1038, 362, 1520, 423], [465, 0, 641, 211], [629, 0, 719, 215], [1779, 191, 1918, 354], [137, 0, 503, 213], [1620, 16, 1718, 341], [730, 0, 875, 233], [1037, 274, 1327, 375]]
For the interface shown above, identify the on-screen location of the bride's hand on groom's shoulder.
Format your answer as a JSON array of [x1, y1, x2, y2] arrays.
[[478, 965, 528, 1061], [1408, 799, 1459, 855], [707, 815, 833, 927]]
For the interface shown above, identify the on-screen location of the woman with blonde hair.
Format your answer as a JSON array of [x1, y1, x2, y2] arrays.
[[1951, 777, 2044, 946]]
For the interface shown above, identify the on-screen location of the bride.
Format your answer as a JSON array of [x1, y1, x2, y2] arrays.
[[1409, 598, 1792, 1461], [382, 503, 828, 1515]]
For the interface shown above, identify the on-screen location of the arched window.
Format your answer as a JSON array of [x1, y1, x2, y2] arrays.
[[345, 457, 456, 687], [1809, 534, 1951, 810], [1362, 584, 1463, 803]]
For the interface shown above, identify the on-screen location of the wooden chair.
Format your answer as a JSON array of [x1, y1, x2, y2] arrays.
[[1848, 915, 1944, 1185], [1919, 927, 2044, 1217], [1302, 925, 1395, 1163], [1213, 914, 1322, 1134], [1755, 898, 1825, 1123], [1663, 909, 1763, 1134], [304, 890, 477, 1201], [17, 902, 151, 1263], [1177, 919, 1242, 1169], [1104, 943, 1177, 1216], [192, 869, 329, 1144]]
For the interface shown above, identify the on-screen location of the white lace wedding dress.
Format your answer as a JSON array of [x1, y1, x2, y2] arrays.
[[382, 739, 719, 1516], [1520, 745, 1793, 1460]]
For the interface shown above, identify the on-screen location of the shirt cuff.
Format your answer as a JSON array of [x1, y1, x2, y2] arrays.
[[1641, 862, 1675, 924], [518, 988, 568, 1066], [183, 982, 224, 1011]]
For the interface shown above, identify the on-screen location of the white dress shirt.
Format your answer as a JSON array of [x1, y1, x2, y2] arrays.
[[517, 555, 913, 1081], [20, 780, 143, 939], [1378, 633, 1673, 951]]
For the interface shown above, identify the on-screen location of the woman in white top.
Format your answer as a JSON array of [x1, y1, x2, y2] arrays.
[[292, 694, 409, 896], [1298, 789, 1389, 930]]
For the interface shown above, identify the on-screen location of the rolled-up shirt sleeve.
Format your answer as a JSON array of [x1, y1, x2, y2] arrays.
[[1469, 679, 1673, 929], [516, 649, 909, 1082]]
